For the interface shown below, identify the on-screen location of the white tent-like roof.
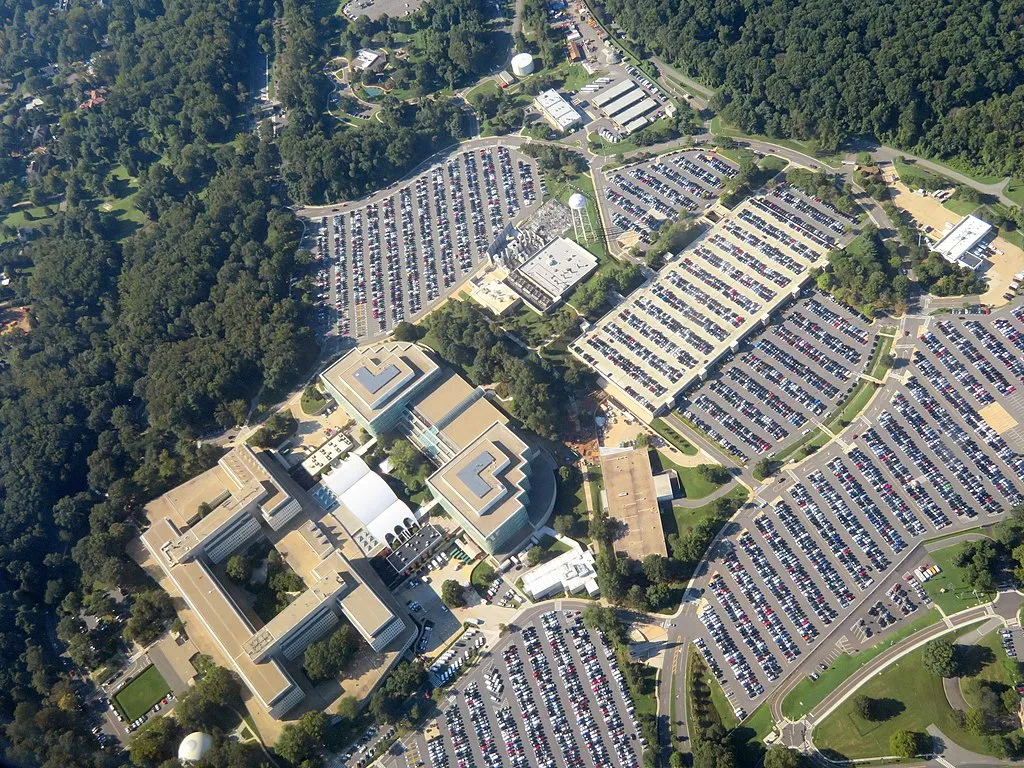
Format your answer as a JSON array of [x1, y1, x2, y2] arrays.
[[321, 455, 415, 545]]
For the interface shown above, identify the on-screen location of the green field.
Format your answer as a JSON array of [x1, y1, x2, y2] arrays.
[[114, 665, 171, 721], [1006, 180, 1024, 206], [781, 608, 941, 721], [814, 626, 1016, 760], [650, 418, 698, 455], [708, 116, 843, 168], [667, 483, 748, 539], [943, 197, 980, 217], [922, 542, 995, 614]]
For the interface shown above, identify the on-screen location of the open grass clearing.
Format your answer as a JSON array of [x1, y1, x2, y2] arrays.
[[666, 483, 747, 540], [709, 116, 843, 167], [922, 542, 995, 615], [650, 418, 698, 455], [781, 608, 941, 721], [114, 665, 171, 721], [813, 624, 1014, 760], [649, 449, 723, 501]]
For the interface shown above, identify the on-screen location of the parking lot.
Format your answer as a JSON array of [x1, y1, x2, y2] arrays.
[[680, 293, 875, 460], [306, 146, 540, 340], [425, 610, 644, 768], [603, 150, 735, 243], [690, 301, 1024, 709], [573, 183, 854, 418]]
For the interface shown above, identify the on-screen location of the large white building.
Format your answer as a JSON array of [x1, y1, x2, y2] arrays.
[[535, 89, 582, 132], [931, 214, 991, 271], [505, 236, 598, 312]]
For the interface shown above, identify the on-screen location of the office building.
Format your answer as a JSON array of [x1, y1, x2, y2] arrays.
[[535, 89, 582, 132], [140, 445, 407, 719]]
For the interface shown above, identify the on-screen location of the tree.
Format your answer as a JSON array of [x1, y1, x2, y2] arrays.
[[889, 729, 924, 759], [336, 695, 359, 721], [129, 716, 181, 767], [553, 515, 575, 537], [763, 746, 801, 768], [275, 710, 327, 766], [174, 665, 242, 732], [124, 590, 175, 647], [392, 321, 422, 342], [304, 624, 362, 683], [754, 457, 773, 479], [641, 554, 667, 584], [527, 546, 545, 567], [922, 638, 960, 678], [441, 579, 466, 608], [696, 464, 730, 485], [225, 554, 251, 583], [853, 694, 877, 721], [634, 432, 651, 448], [965, 706, 989, 735]]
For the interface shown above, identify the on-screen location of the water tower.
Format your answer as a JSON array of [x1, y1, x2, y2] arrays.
[[568, 192, 595, 242]]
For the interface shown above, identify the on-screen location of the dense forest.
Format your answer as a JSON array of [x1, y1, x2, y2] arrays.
[[591, 0, 1024, 175]]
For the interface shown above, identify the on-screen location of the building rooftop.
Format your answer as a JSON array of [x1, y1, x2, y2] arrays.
[[600, 447, 667, 559], [521, 546, 597, 599], [511, 237, 599, 305], [428, 422, 528, 536], [535, 89, 582, 131], [409, 370, 478, 427], [321, 342, 439, 423], [932, 214, 992, 267]]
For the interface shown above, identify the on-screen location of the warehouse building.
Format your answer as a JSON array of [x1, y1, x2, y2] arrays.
[[931, 214, 992, 271], [591, 78, 659, 134], [599, 447, 670, 560]]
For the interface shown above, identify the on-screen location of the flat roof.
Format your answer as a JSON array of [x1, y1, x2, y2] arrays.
[[932, 214, 992, 264], [428, 422, 528, 536], [621, 116, 650, 134], [612, 97, 657, 126], [321, 342, 439, 423], [592, 79, 635, 107], [513, 237, 599, 301], [141, 519, 297, 708], [438, 397, 509, 451], [409, 370, 477, 427], [600, 448, 667, 558], [602, 90, 646, 120], [570, 192, 831, 419], [535, 89, 581, 130]]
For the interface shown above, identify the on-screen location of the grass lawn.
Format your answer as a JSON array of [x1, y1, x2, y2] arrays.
[[824, 381, 879, 435], [114, 665, 171, 721], [667, 484, 747, 539], [943, 197, 980, 217], [544, 171, 607, 259], [772, 427, 831, 466], [1006, 180, 1024, 207], [587, 466, 603, 514], [814, 634, 1010, 760], [781, 608, 941, 721], [960, 630, 1021, 710], [587, 117, 676, 156], [466, 79, 500, 102], [708, 666, 739, 730], [633, 663, 659, 717], [923, 543, 995, 614], [867, 333, 896, 380], [301, 386, 328, 415], [650, 449, 723, 500], [650, 418, 698, 455], [470, 560, 497, 595]]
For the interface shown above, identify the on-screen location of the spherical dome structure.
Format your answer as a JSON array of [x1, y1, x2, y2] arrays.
[[511, 52, 535, 77], [568, 192, 587, 210], [178, 732, 214, 763]]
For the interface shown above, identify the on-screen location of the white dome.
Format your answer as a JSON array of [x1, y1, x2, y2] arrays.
[[178, 732, 214, 763], [568, 192, 587, 210]]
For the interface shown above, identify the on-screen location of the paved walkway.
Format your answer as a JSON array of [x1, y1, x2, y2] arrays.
[[928, 724, 1009, 768]]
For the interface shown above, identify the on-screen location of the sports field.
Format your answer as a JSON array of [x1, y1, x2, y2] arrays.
[[114, 665, 171, 721]]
